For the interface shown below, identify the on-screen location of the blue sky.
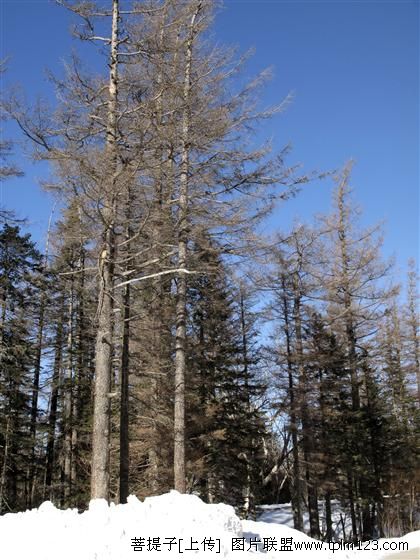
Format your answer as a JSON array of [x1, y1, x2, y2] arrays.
[[1, 0, 419, 281]]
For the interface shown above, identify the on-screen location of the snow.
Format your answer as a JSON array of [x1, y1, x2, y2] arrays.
[[257, 501, 354, 541], [0, 491, 418, 560]]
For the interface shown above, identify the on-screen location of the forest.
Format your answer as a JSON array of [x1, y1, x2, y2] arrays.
[[0, 0, 419, 545]]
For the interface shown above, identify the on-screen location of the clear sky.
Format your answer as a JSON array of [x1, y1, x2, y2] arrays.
[[1, 0, 419, 281]]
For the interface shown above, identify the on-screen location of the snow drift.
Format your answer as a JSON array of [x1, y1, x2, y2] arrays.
[[0, 491, 418, 560]]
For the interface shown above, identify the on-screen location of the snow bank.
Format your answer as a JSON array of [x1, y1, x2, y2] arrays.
[[1, 491, 242, 560], [0, 491, 418, 560]]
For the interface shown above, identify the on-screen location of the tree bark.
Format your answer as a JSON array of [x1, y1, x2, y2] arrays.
[[239, 288, 252, 517], [91, 0, 119, 501], [119, 283, 130, 503], [0, 415, 11, 513], [63, 276, 74, 505], [28, 293, 45, 508], [292, 273, 320, 539], [325, 491, 333, 541], [347, 470, 359, 542], [45, 300, 64, 499], [174, 3, 201, 493], [280, 274, 303, 531]]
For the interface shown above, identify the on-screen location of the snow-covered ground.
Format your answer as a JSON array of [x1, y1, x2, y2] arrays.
[[0, 491, 418, 560], [257, 501, 354, 541]]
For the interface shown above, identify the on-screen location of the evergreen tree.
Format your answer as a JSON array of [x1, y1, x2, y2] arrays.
[[0, 224, 43, 512], [187, 240, 268, 514]]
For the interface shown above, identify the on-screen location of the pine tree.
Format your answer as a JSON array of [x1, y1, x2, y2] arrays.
[[0, 224, 43, 512], [376, 299, 420, 536], [318, 163, 394, 540], [187, 239, 268, 513]]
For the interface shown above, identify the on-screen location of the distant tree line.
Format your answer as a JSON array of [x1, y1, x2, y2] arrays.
[[0, 0, 418, 542]]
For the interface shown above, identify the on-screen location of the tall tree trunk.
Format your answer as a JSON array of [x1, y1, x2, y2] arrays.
[[336, 168, 361, 543], [119, 181, 133, 504], [0, 290, 6, 341], [319, 365, 333, 542], [347, 470, 358, 542], [147, 5, 171, 492], [0, 288, 6, 510], [0, 415, 11, 513], [71, 243, 86, 504], [174, 3, 201, 493], [280, 274, 303, 531], [239, 288, 252, 517], [119, 282, 130, 503], [325, 491, 333, 541], [63, 276, 74, 505], [91, 0, 119, 501], [292, 273, 319, 539], [28, 196, 55, 506], [28, 294, 45, 508], [45, 299, 64, 499]]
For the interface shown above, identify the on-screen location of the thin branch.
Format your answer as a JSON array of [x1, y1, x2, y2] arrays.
[[114, 268, 200, 289]]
